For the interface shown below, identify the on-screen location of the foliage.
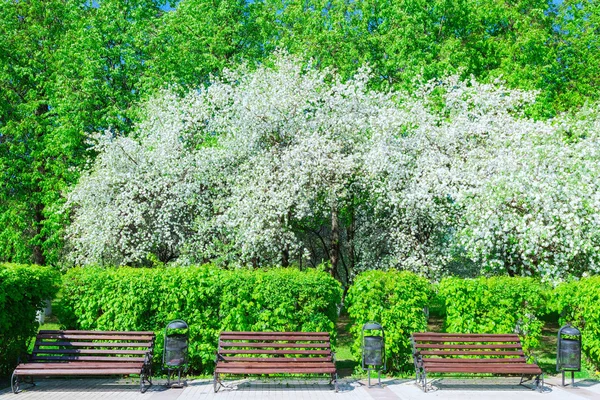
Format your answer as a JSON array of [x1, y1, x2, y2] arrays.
[[58, 265, 342, 373], [0, 264, 60, 377], [0, 0, 166, 266], [551, 0, 600, 110], [551, 277, 600, 371], [0, 0, 80, 266], [438, 277, 547, 351], [345, 270, 432, 372], [146, 0, 264, 89]]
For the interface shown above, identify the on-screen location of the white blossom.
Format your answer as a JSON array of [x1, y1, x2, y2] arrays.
[[65, 53, 600, 282]]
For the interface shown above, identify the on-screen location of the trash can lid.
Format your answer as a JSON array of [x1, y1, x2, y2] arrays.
[[363, 322, 383, 331], [167, 320, 189, 330], [560, 325, 581, 336]]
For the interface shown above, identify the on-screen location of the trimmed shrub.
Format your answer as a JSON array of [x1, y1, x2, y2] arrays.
[[551, 277, 600, 371], [346, 270, 433, 372], [0, 264, 60, 377], [58, 266, 342, 374], [438, 277, 547, 351]]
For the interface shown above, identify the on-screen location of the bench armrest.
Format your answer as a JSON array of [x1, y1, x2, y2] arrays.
[[144, 352, 153, 366], [215, 351, 225, 363]]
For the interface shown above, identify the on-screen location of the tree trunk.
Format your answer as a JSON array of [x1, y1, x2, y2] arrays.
[[348, 201, 356, 282], [282, 246, 289, 267], [32, 105, 48, 266], [32, 202, 46, 266], [330, 207, 339, 279]]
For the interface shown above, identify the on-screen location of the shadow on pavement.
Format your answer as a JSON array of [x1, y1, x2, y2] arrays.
[[386, 377, 555, 393], [565, 379, 600, 388], [6, 378, 172, 393], [215, 378, 356, 392]]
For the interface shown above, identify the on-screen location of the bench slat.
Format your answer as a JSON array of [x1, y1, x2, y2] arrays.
[[220, 356, 332, 362], [423, 362, 538, 369], [416, 344, 522, 349], [220, 342, 329, 349], [220, 336, 330, 342], [216, 367, 336, 374], [30, 355, 146, 362], [413, 333, 519, 338], [17, 362, 144, 369], [13, 369, 143, 376], [420, 350, 524, 356], [221, 331, 329, 336], [414, 338, 521, 343], [219, 349, 331, 355], [422, 357, 527, 363], [218, 362, 335, 368], [413, 333, 519, 342], [425, 366, 542, 374], [36, 334, 153, 341], [35, 341, 151, 348], [33, 349, 148, 355], [38, 330, 154, 335]]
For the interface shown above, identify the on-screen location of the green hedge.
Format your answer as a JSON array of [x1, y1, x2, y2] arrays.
[[58, 266, 343, 374], [345, 270, 433, 372], [0, 264, 60, 377], [551, 277, 600, 370], [438, 277, 547, 351]]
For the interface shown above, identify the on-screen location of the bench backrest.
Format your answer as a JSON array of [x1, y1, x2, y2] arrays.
[[412, 332, 526, 362], [31, 330, 155, 363], [217, 331, 333, 361]]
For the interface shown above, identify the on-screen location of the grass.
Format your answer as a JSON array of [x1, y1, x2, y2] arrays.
[[334, 314, 358, 377]]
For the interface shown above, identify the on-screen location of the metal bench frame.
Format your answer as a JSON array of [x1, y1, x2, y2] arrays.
[[411, 332, 544, 393], [11, 330, 155, 394], [214, 331, 338, 392]]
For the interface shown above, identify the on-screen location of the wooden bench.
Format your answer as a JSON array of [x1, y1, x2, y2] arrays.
[[411, 332, 543, 392], [11, 330, 155, 394], [214, 331, 338, 392]]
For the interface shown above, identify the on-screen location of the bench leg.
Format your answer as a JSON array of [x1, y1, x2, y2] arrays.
[[330, 372, 338, 392], [140, 367, 153, 393], [535, 374, 544, 393], [213, 372, 220, 393], [11, 372, 19, 394]]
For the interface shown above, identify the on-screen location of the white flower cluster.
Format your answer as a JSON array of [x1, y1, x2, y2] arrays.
[[65, 53, 600, 282]]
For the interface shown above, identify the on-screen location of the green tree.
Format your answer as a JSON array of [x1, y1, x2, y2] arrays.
[[0, 0, 78, 265], [0, 0, 165, 266], [253, 0, 555, 96], [56, 0, 165, 134], [146, 0, 265, 89], [551, 0, 600, 110]]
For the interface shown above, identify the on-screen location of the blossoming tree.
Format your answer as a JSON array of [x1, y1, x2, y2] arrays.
[[65, 53, 600, 282]]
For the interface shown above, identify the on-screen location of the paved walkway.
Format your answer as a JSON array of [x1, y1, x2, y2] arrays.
[[0, 377, 599, 400]]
